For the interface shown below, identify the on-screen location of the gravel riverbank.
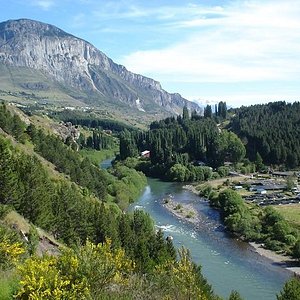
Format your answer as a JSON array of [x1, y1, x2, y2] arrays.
[[169, 185, 300, 277]]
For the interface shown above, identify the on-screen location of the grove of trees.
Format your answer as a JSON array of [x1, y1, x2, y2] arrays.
[[230, 101, 300, 168], [119, 106, 246, 181]]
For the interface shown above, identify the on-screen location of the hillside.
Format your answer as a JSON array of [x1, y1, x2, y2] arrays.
[[0, 103, 227, 300], [0, 19, 200, 124]]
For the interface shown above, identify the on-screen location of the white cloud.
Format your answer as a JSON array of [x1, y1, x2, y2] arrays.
[[194, 93, 300, 108], [121, 1, 300, 84], [31, 0, 55, 10]]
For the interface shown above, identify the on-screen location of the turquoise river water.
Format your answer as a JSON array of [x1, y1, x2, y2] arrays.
[[100, 159, 291, 299]]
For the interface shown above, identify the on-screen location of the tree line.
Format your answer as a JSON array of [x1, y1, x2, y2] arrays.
[[51, 110, 136, 132]]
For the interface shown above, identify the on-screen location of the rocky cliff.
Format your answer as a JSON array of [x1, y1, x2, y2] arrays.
[[0, 19, 200, 115]]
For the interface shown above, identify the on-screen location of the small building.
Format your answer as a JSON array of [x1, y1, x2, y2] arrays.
[[141, 150, 150, 158], [234, 185, 243, 190], [256, 188, 267, 195]]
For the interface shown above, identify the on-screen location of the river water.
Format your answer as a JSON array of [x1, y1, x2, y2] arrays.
[[131, 178, 291, 300], [100, 159, 290, 299]]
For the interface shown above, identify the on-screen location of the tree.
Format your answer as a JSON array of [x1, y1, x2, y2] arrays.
[[218, 101, 227, 119], [0, 137, 18, 205], [255, 152, 264, 171], [293, 240, 300, 259], [226, 132, 246, 163], [204, 105, 212, 118], [182, 106, 189, 120], [228, 290, 244, 300], [277, 277, 300, 300], [286, 176, 295, 192], [155, 247, 208, 299], [169, 163, 188, 182]]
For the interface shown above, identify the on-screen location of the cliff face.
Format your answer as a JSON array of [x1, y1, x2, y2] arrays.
[[0, 19, 200, 114]]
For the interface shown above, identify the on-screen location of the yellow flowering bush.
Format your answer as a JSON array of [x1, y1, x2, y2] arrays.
[[156, 247, 207, 300], [15, 239, 134, 299], [16, 256, 90, 300], [68, 239, 135, 297], [0, 237, 25, 269]]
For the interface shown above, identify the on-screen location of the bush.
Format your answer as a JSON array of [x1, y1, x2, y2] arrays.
[[174, 204, 183, 210]]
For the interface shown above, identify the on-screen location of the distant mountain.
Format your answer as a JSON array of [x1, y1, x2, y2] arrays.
[[0, 19, 200, 117]]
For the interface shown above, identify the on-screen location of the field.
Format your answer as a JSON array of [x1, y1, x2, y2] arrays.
[[80, 148, 118, 165], [275, 204, 300, 230]]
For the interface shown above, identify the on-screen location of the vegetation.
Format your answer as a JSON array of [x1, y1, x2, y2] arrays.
[[230, 101, 300, 168], [277, 277, 300, 300], [1, 102, 300, 299], [0, 103, 225, 299], [51, 110, 136, 132], [211, 189, 299, 253], [119, 105, 246, 181]]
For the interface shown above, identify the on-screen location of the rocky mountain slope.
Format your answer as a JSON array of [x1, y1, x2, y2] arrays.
[[0, 19, 200, 116]]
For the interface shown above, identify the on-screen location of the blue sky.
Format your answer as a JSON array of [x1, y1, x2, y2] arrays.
[[1, 0, 300, 107]]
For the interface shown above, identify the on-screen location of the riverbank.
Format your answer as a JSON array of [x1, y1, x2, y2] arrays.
[[183, 184, 200, 195], [249, 242, 300, 276], [183, 183, 300, 277]]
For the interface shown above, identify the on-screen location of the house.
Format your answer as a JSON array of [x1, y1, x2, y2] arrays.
[[256, 188, 267, 195], [141, 150, 150, 158]]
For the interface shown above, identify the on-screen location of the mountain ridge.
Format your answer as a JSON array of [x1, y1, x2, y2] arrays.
[[0, 18, 200, 116]]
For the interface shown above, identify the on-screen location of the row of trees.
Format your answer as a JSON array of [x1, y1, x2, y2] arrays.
[[77, 130, 116, 151], [203, 101, 227, 120], [51, 110, 135, 132]]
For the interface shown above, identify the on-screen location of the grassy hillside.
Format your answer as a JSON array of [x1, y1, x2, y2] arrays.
[[0, 64, 169, 128]]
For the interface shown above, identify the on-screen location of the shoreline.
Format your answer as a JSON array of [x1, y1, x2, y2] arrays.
[[249, 242, 300, 276], [167, 186, 300, 276]]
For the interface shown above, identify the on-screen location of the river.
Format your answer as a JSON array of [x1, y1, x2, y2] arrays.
[[132, 178, 291, 300], [100, 159, 291, 299]]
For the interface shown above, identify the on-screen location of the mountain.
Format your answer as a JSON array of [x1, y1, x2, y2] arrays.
[[0, 19, 200, 118]]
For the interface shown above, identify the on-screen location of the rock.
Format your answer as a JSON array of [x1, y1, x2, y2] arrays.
[[0, 19, 201, 115]]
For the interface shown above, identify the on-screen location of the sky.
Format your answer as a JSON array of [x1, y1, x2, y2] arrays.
[[1, 0, 300, 107]]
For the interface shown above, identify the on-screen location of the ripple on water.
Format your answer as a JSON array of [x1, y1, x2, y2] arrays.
[[133, 205, 144, 210]]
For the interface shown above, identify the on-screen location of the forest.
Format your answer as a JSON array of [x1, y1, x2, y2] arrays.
[[119, 105, 245, 181], [119, 101, 300, 183], [229, 101, 300, 168]]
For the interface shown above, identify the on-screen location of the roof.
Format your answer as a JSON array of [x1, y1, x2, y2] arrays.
[[141, 150, 150, 156]]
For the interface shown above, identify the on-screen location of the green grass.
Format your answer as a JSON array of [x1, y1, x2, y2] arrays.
[[3, 211, 30, 233], [80, 148, 118, 165], [0, 270, 19, 300], [275, 204, 300, 230]]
